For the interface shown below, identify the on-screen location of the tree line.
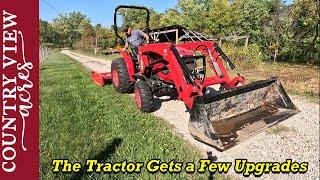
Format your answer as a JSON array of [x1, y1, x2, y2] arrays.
[[40, 0, 319, 64]]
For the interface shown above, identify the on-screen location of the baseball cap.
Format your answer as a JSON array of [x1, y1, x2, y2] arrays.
[[123, 25, 129, 32]]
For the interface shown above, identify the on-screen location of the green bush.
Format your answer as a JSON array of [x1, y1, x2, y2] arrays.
[[221, 43, 263, 70]]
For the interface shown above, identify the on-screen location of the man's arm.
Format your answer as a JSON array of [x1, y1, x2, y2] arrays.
[[137, 30, 149, 43], [143, 32, 149, 43]]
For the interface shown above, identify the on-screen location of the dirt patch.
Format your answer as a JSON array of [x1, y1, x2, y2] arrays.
[[266, 124, 295, 135], [240, 62, 319, 98]]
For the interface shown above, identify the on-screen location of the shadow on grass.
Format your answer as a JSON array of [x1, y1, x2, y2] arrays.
[[207, 151, 218, 180], [70, 138, 122, 180]]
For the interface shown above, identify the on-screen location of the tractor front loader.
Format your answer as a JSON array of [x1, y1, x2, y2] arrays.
[[92, 5, 299, 151]]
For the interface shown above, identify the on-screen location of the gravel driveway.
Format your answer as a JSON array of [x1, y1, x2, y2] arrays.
[[62, 50, 319, 179]]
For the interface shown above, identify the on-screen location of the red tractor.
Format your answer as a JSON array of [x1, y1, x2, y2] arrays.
[[92, 5, 299, 150]]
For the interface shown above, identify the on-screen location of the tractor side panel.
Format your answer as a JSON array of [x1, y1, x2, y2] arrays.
[[119, 51, 136, 81]]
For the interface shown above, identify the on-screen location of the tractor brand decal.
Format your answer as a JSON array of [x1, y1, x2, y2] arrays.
[[1, 0, 39, 179]]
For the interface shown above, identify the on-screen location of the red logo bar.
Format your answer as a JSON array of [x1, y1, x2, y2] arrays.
[[1, 0, 39, 179]]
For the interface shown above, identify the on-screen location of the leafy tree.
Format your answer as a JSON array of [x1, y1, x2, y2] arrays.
[[149, 8, 162, 29], [52, 12, 92, 48], [39, 1, 319, 64], [77, 21, 95, 50], [118, 7, 150, 30], [40, 19, 60, 47], [206, 0, 233, 35], [95, 24, 104, 48], [95, 24, 117, 49], [286, 0, 319, 63], [231, 0, 270, 42], [159, 9, 183, 27], [261, 0, 289, 61], [117, 7, 162, 31], [176, 0, 210, 32]]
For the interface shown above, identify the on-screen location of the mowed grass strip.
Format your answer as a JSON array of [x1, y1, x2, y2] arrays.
[[72, 49, 120, 61], [40, 52, 210, 179]]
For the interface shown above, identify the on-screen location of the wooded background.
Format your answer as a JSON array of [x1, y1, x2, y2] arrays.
[[40, 0, 319, 64]]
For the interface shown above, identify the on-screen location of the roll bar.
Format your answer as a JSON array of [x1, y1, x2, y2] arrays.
[[113, 5, 150, 45]]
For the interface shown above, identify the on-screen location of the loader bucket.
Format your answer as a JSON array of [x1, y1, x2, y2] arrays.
[[188, 77, 299, 151]]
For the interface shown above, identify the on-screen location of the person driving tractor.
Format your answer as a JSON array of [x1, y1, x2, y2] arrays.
[[121, 25, 149, 57]]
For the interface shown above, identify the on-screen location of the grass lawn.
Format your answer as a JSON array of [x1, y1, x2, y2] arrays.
[[40, 52, 216, 179], [72, 49, 120, 61]]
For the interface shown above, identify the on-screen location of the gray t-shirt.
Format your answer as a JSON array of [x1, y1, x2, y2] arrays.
[[126, 30, 145, 47]]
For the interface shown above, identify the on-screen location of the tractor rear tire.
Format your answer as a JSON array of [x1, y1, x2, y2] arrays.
[[134, 80, 154, 112], [111, 58, 131, 93]]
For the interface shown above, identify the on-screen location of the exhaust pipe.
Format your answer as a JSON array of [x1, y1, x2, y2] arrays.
[[188, 77, 299, 151]]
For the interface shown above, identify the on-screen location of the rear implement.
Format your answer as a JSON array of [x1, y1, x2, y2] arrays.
[[91, 71, 112, 86]]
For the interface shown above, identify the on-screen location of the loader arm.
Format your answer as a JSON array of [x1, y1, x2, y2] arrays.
[[138, 41, 246, 108]]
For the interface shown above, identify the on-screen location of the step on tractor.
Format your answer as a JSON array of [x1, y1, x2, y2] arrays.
[[91, 5, 299, 151]]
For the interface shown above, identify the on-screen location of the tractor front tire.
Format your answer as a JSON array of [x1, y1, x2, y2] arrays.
[[134, 80, 154, 112], [111, 58, 131, 93]]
